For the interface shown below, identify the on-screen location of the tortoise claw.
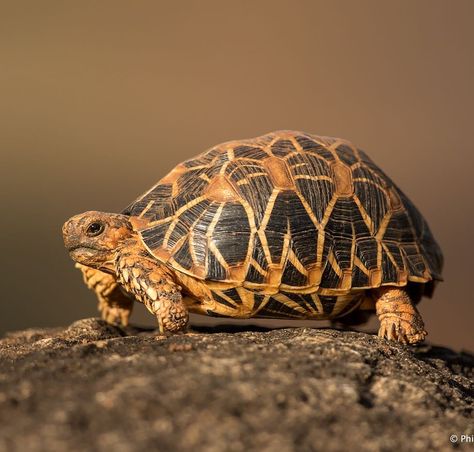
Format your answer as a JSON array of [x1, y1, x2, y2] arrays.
[[378, 316, 426, 345]]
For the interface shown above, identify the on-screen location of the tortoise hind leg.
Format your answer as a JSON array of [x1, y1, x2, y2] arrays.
[[374, 287, 427, 345], [76, 264, 134, 326]]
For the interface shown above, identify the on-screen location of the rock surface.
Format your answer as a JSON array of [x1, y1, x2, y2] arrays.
[[0, 318, 472, 452]]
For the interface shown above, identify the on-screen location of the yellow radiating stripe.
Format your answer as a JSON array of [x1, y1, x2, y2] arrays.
[[204, 204, 227, 272], [142, 217, 170, 227], [338, 139, 361, 161], [280, 226, 291, 267], [353, 195, 375, 235], [381, 242, 400, 270], [219, 161, 231, 175], [289, 134, 334, 162], [294, 191, 320, 229], [287, 248, 308, 275], [264, 135, 281, 156], [289, 136, 303, 153], [208, 241, 229, 272], [316, 230, 326, 266], [247, 171, 268, 178], [238, 198, 258, 271], [350, 144, 362, 161], [291, 163, 307, 168], [402, 206, 428, 274], [375, 211, 392, 240], [258, 230, 273, 267], [354, 256, 370, 275], [137, 200, 155, 219], [374, 211, 393, 275], [239, 198, 257, 234], [351, 164, 386, 186], [149, 195, 207, 228], [282, 151, 299, 161], [206, 203, 224, 238], [353, 177, 385, 192], [213, 290, 238, 308], [328, 251, 343, 277], [272, 293, 308, 315], [376, 241, 383, 273], [350, 222, 356, 273], [252, 295, 271, 315], [236, 172, 267, 185], [311, 293, 324, 314], [131, 177, 170, 206], [257, 189, 280, 266], [327, 139, 345, 161], [162, 196, 208, 247], [227, 162, 264, 178], [400, 249, 409, 273], [320, 194, 338, 229], [303, 297, 318, 315], [236, 287, 254, 314], [188, 207, 210, 267], [293, 175, 333, 182], [189, 231, 198, 266], [288, 136, 304, 152], [350, 161, 363, 170], [250, 258, 266, 276], [259, 189, 280, 231], [291, 292, 318, 315]]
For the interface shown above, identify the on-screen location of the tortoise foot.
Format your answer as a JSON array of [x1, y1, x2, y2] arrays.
[[375, 287, 427, 345], [378, 316, 427, 344], [99, 301, 132, 326]]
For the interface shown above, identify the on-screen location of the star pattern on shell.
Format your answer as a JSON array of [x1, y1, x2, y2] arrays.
[[123, 130, 443, 297]]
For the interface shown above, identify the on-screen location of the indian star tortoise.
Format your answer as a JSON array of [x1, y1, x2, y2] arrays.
[[62, 130, 443, 344]]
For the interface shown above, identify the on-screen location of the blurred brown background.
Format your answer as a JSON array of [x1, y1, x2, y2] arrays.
[[1, 1, 473, 350]]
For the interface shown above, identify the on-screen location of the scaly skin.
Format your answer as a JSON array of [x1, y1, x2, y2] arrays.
[[375, 287, 427, 344], [115, 240, 189, 334], [76, 263, 134, 326]]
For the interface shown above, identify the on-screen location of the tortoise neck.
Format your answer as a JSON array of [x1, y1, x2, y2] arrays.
[[115, 235, 153, 270]]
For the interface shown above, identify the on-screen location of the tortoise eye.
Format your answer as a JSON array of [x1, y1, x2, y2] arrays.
[[86, 222, 104, 237]]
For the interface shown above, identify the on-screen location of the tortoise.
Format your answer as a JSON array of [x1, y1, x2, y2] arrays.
[[62, 130, 443, 344]]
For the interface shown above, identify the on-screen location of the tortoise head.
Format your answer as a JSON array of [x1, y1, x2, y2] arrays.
[[62, 211, 134, 271]]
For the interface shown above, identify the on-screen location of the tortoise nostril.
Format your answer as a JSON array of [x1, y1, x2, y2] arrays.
[[62, 219, 79, 246], [62, 221, 70, 236]]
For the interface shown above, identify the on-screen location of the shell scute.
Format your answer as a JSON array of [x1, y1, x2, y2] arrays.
[[290, 230, 318, 267], [270, 139, 297, 157], [335, 143, 360, 166], [294, 178, 334, 224], [233, 145, 268, 160]]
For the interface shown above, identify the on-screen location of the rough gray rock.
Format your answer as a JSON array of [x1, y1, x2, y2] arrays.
[[0, 318, 472, 452]]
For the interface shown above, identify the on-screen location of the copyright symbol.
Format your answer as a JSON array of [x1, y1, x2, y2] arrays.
[[450, 435, 458, 443]]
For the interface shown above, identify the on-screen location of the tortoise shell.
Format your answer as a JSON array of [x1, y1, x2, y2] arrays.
[[124, 131, 442, 294]]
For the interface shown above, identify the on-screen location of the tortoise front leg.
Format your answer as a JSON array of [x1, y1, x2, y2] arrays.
[[374, 287, 427, 345], [115, 251, 189, 334], [76, 264, 134, 326]]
